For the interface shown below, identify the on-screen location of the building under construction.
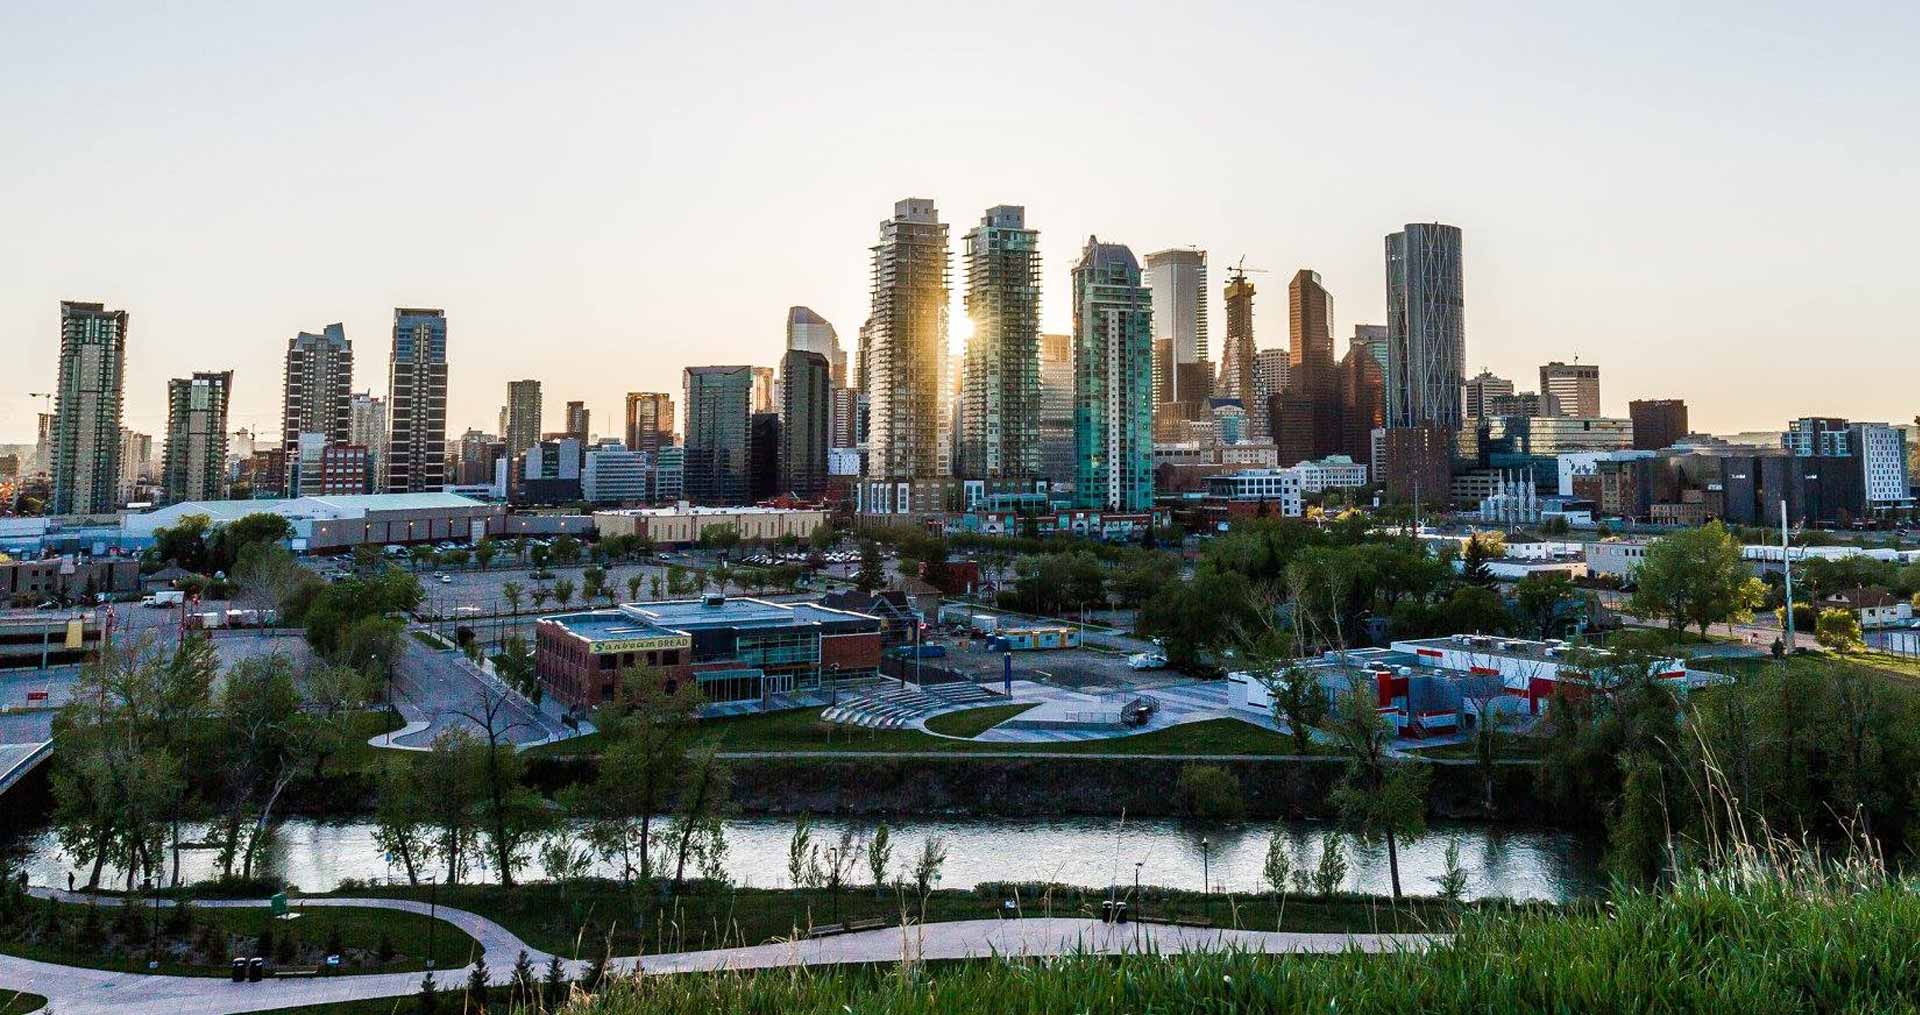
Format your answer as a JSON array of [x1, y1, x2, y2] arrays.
[[1217, 264, 1262, 439], [860, 199, 951, 511]]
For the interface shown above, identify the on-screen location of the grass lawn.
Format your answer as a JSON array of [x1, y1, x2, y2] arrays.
[[335, 881, 1475, 961], [536, 710, 1312, 758], [0, 899, 479, 977], [922, 703, 1039, 737], [408, 629, 451, 650], [0, 992, 45, 1015], [1712, 651, 1920, 688]]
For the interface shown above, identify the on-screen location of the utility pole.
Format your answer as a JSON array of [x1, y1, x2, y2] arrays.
[[1780, 499, 1796, 653]]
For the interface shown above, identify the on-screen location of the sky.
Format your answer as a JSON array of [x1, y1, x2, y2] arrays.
[[3, 0, 1917, 445]]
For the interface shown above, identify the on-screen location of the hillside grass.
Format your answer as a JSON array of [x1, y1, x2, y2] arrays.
[[922, 703, 1038, 737]]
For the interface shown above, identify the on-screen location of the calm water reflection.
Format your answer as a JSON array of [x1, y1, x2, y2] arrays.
[[8, 815, 1602, 902]]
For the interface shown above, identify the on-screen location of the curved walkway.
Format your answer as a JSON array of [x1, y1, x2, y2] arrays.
[[1, 889, 1436, 1015]]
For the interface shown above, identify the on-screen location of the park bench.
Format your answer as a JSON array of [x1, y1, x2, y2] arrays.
[[274, 966, 323, 978], [845, 917, 888, 932], [805, 923, 845, 938]]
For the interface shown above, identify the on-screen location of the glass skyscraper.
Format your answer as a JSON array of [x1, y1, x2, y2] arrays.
[[1072, 239, 1154, 512]]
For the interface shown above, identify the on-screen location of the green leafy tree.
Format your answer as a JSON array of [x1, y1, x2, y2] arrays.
[[551, 535, 583, 565], [626, 573, 645, 602], [1514, 572, 1581, 639], [1629, 522, 1767, 640], [451, 691, 554, 887], [1815, 608, 1864, 653], [1325, 682, 1431, 899], [855, 542, 885, 594], [867, 823, 894, 891], [371, 760, 436, 885], [501, 581, 523, 616], [552, 577, 576, 609], [568, 669, 703, 885], [474, 539, 498, 569], [1261, 825, 1293, 902]]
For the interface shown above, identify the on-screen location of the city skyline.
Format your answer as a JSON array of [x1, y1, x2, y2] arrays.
[[4, 2, 1918, 444]]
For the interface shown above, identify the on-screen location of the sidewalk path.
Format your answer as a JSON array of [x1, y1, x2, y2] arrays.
[[1, 889, 1436, 1015]]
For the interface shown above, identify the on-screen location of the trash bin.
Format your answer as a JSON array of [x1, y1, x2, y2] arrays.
[[1115, 902, 1129, 925], [1100, 900, 1115, 924], [231, 958, 246, 983], [248, 957, 265, 982]]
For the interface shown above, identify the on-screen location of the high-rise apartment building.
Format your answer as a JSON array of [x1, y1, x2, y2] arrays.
[[780, 349, 832, 499], [455, 429, 499, 486], [1037, 332, 1076, 485], [623, 392, 674, 453], [1253, 348, 1290, 430], [385, 307, 448, 492], [1628, 399, 1689, 451], [282, 324, 353, 461], [1464, 369, 1515, 420], [1072, 238, 1154, 512], [349, 392, 386, 479], [683, 366, 752, 504], [959, 205, 1041, 480], [117, 428, 153, 503], [1540, 361, 1600, 417], [162, 370, 232, 503], [564, 400, 589, 441], [504, 379, 543, 458], [1218, 268, 1259, 436], [51, 301, 128, 515], [787, 306, 846, 388], [864, 198, 951, 483], [1145, 248, 1209, 420], [1385, 223, 1465, 432], [749, 412, 781, 502]]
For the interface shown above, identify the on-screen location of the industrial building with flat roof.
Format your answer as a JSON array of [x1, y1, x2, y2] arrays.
[[123, 492, 505, 551], [535, 594, 884, 709], [591, 502, 827, 546]]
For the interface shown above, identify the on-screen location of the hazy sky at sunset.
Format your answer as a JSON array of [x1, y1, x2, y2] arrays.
[[3, 0, 1916, 444]]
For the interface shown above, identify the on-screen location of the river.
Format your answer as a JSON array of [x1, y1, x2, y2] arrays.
[[5, 816, 1602, 902]]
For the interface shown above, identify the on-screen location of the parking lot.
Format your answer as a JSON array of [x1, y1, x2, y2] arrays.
[[925, 628, 1190, 696]]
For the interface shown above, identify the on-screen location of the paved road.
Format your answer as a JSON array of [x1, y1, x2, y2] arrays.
[[385, 636, 566, 749], [711, 749, 1536, 766], [0, 889, 1434, 1015]]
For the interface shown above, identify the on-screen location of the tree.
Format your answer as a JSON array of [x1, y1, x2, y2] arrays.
[[1815, 608, 1864, 653], [1325, 681, 1430, 899], [1461, 533, 1498, 588], [1432, 840, 1469, 902], [231, 541, 303, 624], [1629, 522, 1767, 640], [867, 823, 894, 891], [500, 581, 523, 616], [551, 577, 576, 609], [529, 587, 550, 613], [1311, 832, 1348, 897], [541, 954, 566, 1010], [417, 971, 440, 1015], [474, 539, 498, 570], [787, 814, 818, 889], [910, 836, 949, 897], [417, 731, 483, 884], [208, 513, 295, 574], [569, 669, 702, 886], [495, 636, 536, 700], [551, 535, 583, 565], [580, 566, 607, 604], [452, 690, 552, 887], [1514, 572, 1581, 639], [1261, 825, 1293, 905], [465, 952, 491, 1012], [147, 513, 213, 573], [371, 760, 435, 885], [410, 545, 438, 572], [666, 743, 733, 894], [626, 573, 645, 603], [855, 542, 885, 594]]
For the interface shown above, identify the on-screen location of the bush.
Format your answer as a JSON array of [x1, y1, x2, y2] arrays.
[[1173, 764, 1246, 822]]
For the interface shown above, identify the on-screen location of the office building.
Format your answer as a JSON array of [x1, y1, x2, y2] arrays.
[[116, 428, 153, 503], [1489, 392, 1556, 418], [582, 441, 648, 503], [1465, 369, 1515, 420], [862, 198, 951, 505], [1218, 266, 1259, 435], [1337, 339, 1387, 467], [787, 306, 846, 387], [385, 307, 448, 492], [1072, 237, 1154, 511], [1629, 399, 1689, 451], [505, 379, 543, 458], [1253, 348, 1290, 427], [1540, 361, 1601, 417], [161, 370, 232, 503], [1852, 422, 1912, 511], [1352, 324, 1389, 376], [1145, 248, 1210, 419], [683, 366, 753, 504], [281, 324, 353, 470], [1783, 417, 1852, 457], [1273, 268, 1340, 465], [564, 400, 590, 442], [50, 301, 128, 515], [454, 429, 498, 486], [780, 348, 832, 499], [624, 392, 674, 453], [749, 411, 781, 501], [959, 205, 1041, 480], [314, 444, 374, 495], [1384, 223, 1465, 431]]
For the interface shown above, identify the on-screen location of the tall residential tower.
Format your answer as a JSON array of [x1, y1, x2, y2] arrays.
[[959, 205, 1041, 480], [162, 370, 232, 502], [385, 307, 448, 492], [50, 301, 128, 515], [1072, 238, 1154, 512], [863, 198, 951, 492]]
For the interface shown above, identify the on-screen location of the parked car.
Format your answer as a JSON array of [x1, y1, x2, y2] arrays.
[[1127, 652, 1168, 671]]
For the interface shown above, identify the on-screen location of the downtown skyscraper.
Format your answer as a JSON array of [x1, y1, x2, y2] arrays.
[[786, 306, 846, 387], [862, 198, 950, 489], [385, 307, 448, 492], [504, 379, 543, 457], [1072, 238, 1154, 512], [1385, 223, 1465, 431], [683, 366, 752, 504], [779, 348, 832, 499], [282, 324, 354, 465], [162, 370, 232, 502], [1273, 269, 1339, 465], [959, 205, 1041, 480], [624, 392, 674, 453], [50, 301, 128, 515], [1144, 248, 1209, 421]]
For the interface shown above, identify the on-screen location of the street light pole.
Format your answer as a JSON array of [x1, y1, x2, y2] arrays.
[[427, 877, 438, 969], [1200, 838, 1211, 922]]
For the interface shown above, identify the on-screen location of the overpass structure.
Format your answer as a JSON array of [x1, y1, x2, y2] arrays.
[[0, 739, 53, 799]]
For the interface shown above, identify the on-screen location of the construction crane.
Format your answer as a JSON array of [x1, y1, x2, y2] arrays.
[[1225, 255, 1269, 284]]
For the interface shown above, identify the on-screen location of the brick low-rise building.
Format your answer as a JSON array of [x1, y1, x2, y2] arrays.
[[535, 594, 884, 709]]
